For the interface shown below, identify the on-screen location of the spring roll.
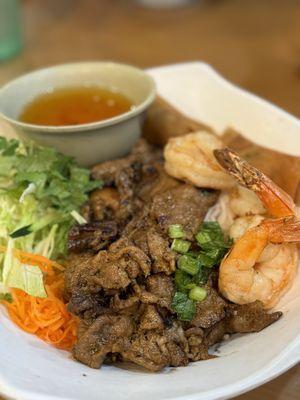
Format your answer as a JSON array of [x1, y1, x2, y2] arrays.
[[142, 96, 213, 146]]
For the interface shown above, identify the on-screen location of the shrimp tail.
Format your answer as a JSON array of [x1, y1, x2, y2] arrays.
[[263, 217, 300, 243], [214, 147, 295, 218]]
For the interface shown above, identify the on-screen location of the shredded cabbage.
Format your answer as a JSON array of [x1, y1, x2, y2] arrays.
[[0, 137, 102, 297]]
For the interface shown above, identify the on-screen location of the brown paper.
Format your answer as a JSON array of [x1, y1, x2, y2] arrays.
[[142, 96, 213, 146]]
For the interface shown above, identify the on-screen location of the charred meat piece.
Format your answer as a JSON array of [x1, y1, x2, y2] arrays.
[[121, 331, 170, 372], [145, 274, 174, 309], [131, 139, 163, 164], [89, 187, 120, 221], [73, 315, 134, 368], [190, 288, 227, 329], [73, 245, 150, 292], [139, 305, 164, 331], [205, 301, 282, 347], [151, 185, 218, 240], [164, 322, 190, 367], [146, 229, 176, 275], [185, 327, 211, 362], [68, 291, 110, 320], [137, 166, 180, 204], [65, 244, 151, 318], [91, 140, 163, 224], [110, 293, 140, 312], [205, 319, 227, 347], [91, 139, 162, 183], [91, 157, 134, 186], [226, 301, 282, 333], [65, 254, 111, 318], [122, 321, 190, 371], [114, 162, 144, 222], [120, 209, 176, 276], [68, 220, 119, 253], [121, 329, 188, 372], [131, 273, 175, 311]]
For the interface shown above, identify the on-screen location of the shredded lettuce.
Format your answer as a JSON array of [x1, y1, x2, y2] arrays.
[[3, 239, 46, 298], [70, 210, 87, 225], [0, 137, 102, 297]]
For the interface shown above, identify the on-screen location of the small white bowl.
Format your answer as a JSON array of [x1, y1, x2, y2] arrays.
[[0, 62, 156, 166]]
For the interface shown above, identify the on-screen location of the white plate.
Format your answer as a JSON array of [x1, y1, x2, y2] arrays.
[[0, 62, 299, 400]]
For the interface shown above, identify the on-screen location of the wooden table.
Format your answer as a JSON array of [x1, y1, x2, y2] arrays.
[[0, 1, 299, 399]]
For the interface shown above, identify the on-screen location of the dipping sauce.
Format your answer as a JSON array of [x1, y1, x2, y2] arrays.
[[19, 87, 134, 126]]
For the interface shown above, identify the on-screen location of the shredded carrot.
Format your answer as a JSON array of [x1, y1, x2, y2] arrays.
[[3, 273, 78, 351], [0, 246, 76, 350], [0, 245, 65, 274]]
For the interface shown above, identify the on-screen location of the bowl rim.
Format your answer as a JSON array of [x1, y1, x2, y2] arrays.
[[0, 61, 156, 134]]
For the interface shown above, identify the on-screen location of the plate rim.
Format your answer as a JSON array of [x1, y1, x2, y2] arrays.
[[1, 61, 299, 400]]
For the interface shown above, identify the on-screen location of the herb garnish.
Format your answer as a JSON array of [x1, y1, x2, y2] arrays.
[[170, 222, 232, 321], [0, 137, 102, 298]]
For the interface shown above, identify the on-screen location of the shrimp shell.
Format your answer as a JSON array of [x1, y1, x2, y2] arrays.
[[214, 147, 296, 217]]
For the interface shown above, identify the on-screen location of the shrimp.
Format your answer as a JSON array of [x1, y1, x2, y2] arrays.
[[214, 148, 300, 309], [228, 185, 266, 217], [164, 132, 266, 231], [164, 131, 236, 190], [214, 147, 296, 218], [205, 186, 266, 233], [229, 214, 265, 242]]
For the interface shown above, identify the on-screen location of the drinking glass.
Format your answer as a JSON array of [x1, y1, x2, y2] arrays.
[[0, 0, 22, 61]]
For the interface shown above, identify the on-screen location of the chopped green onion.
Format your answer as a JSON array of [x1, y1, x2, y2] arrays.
[[174, 269, 196, 292], [195, 222, 232, 265], [197, 253, 215, 268], [194, 266, 212, 285], [189, 286, 207, 302], [171, 292, 196, 321], [168, 224, 185, 239], [171, 239, 191, 254], [178, 255, 199, 276]]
